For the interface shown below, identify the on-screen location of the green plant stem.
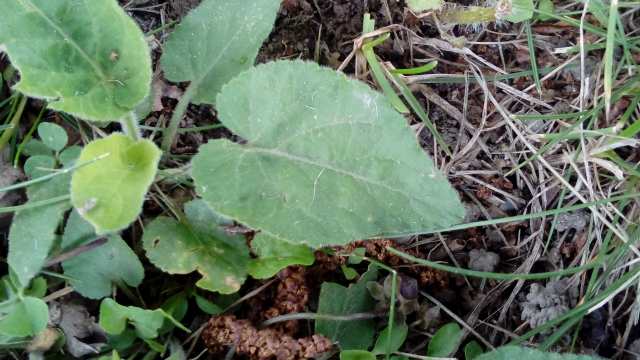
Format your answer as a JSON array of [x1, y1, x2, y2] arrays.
[[0, 95, 27, 152], [120, 112, 141, 141], [260, 312, 378, 327], [13, 103, 47, 166], [386, 247, 604, 280], [162, 85, 197, 153], [0, 195, 70, 214], [384, 192, 639, 238], [0, 153, 110, 194]]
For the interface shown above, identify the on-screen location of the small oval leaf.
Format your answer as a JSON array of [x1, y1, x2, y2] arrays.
[[71, 134, 161, 234], [427, 322, 463, 357], [38, 123, 68, 152]]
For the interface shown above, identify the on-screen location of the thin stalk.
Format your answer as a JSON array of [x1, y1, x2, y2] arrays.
[[162, 85, 197, 152], [0, 195, 70, 214], [0, 152, 110, 194], [384, 192, 639, 238], [120, 112, 141, 141], [0, 95, 27, 152], [260, 312, 378, 327], [387, 247, 604, 280]]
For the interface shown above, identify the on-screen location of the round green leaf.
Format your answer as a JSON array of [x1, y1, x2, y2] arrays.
[[38, 123, 68, 152], [427, 322, 463, 357], [0, 297, 49, 337], [192, 61, 465, 248], [0, 0, 152, 122], [59, 145, 83, 167], [23, 155, 55, 178], [71, 134, 161, 234]]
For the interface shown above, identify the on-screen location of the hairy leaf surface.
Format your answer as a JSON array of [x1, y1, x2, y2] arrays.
[[8, 174, 71, 287], [0, 0, 151, 122], [71, 134, 161, 234], [192, 61, 464, 247], [61, 211, 144, 299], [160, 0, 280, 104]]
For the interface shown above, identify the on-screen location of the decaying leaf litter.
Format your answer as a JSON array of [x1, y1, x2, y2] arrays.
[[0, 0, 638, 359]]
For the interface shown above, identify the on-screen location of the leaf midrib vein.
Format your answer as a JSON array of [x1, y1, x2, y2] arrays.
[[17, 0, 108, 81], [243, 146, 428, 207]]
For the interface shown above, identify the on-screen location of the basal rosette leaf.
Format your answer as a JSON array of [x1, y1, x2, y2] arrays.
[[160, 0, 280, 104], [0, 0, 151, 122], [142, 200, 249, 294], [191, 61, 465, 248]]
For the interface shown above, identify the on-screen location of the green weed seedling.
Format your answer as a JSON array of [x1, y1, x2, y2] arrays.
[[0, 0, 465, 354]]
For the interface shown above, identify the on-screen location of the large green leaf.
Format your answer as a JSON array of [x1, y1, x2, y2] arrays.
[[99, 299, 165, 339], [160, 0, 280, 104], [248, 233, 315, 279], [0, 297, 49, 337], [476, 346, 601, 360], [142, 200, 249, 294], [61, 211, 144, 299], [192, 61, 464, 247], [316, 266, 378, 350], [0, 0, 151, 122], [8, 174, 71, 287], [71, 134, 161, 234]]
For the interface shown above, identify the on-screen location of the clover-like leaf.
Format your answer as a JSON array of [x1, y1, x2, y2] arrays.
[[476, 346, 601, 360], [8, 174, 71, 287], [99, 298, 165, 340], [192, 61, 465, 247], [142, 200, 249, 294], [316, 266, 378, 350], [160, 0, 280, 104], [38, 122, 68, 152], [71, 134, 161, 234], [248, 233, 315, 279], [0, 0, 151, 122], [61, 211, 144, 299], [0, 297, 49, 337]]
